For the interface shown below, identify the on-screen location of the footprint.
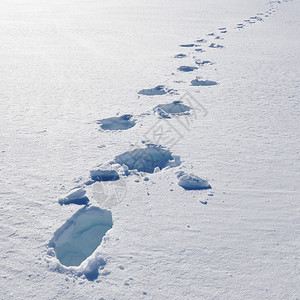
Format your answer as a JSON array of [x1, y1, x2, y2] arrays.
[[49, 206, 113, 268], [180, 44, 195, 48], [178, 173, 211, 190], [195, 48, 205, 52], [114, 144, 180, 174], [178, 66, 198, 72], [195, 60, 213, 66], [218, 27, 226, 30], [97, 115, 136, 131], [207, 33, 215, 36], [191, 79, 218, 86], [209, 43, 224, 48], [138, 85, 172, 96], [153, 101, 191, 118], [174, 54, 187, 58], [196, 39, 207, 43], [220, 30, 227, 34]]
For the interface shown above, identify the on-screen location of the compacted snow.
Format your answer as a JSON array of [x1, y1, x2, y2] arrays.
[[0, 0, 299, 299]]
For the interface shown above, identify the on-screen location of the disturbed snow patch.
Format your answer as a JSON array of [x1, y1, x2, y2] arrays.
[[114, 144, 180, 174], [191, 79, 218, 86], [49, 207, 112, 269], [153, 101, 191, 119], [97, 114, 136, 131], [178, 174, 211, 190]]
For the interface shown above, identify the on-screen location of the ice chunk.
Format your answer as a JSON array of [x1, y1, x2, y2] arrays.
[[90, 165, 119, 181], [178, 174, 211, 190], [58, 188, 89, 206]]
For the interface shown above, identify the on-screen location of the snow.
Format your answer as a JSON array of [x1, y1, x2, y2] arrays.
[[0, 0, 299, 298]]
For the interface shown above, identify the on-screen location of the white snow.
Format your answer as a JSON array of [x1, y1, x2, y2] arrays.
[[0, 0, 299, 298]]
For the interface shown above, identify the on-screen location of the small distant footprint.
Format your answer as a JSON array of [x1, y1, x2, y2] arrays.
[[195, 48, 205, 52], [196, 39, 207, 43], [138, 85, 174, 96], [191, 79, 218, 86], [209, 43, 224, 48], [178, 66, 198, 72], [195, 60, 213, 66], [174, 54, 187, 58], [180, 44, 195, 48]]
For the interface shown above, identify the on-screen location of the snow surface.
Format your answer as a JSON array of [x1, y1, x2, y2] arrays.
[[0, 0, 299, 299]]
